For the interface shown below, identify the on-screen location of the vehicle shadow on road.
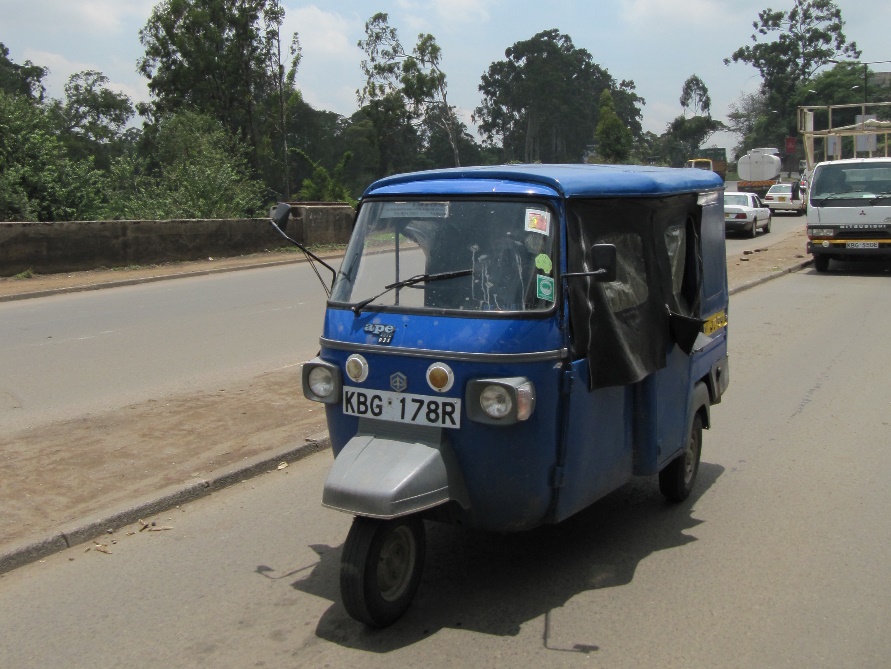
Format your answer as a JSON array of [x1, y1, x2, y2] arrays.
[[806, 260, 891, 276], [287, 461, 724, 652]]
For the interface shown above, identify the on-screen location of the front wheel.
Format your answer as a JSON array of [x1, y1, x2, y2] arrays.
[[659, 414, 703, 502], [340, 515, 426, 627], [813, 255, 830, 272]]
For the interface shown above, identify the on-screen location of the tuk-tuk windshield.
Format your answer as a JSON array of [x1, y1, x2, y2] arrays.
[[330, 199, 559, 313]]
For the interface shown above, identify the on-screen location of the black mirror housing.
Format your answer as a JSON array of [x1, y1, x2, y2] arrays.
[[588, 244, 617, 282], [272, 202, 292, 229]]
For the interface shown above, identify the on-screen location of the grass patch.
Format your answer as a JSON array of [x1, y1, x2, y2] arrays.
[[12, 269, 34, 280]]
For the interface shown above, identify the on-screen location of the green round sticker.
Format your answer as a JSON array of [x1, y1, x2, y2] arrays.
[[535, 254, 553, 274]]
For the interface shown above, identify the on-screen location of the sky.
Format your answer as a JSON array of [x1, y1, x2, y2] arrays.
[[2, 0, 890, 158]]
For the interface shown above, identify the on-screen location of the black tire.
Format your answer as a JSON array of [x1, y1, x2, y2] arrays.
[[340, 515, 426, 627], [813, 255, 830, 272], [747, 220, 757, 238], [763, 214, 772, 234], [659, 414, 703, 503]]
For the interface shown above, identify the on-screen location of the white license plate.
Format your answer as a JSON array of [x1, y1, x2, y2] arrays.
[[846, 242, 879, 249], [342, 386, 461, 428]]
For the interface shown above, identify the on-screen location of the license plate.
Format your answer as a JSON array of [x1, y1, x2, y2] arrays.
[[779, 196, 787, 202], [342, 386, 461, 428], [846, 242, 878, 249]]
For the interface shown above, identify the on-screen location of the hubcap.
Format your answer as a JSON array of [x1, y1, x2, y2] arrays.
[[377, 525, 416, 601]]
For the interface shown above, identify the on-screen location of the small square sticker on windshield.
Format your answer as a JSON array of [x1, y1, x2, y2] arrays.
[[525, 208, 550, 235]]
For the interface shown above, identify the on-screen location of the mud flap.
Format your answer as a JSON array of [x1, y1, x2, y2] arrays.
[[322, 422, 470, 519]]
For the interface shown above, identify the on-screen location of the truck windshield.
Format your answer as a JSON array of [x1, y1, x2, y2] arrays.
[[811, 162, 891, 199], [330, 199, 558, 313]]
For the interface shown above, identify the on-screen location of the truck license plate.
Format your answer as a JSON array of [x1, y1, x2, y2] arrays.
[[846, 242, 878, 249], [342, 386, 461, 428]]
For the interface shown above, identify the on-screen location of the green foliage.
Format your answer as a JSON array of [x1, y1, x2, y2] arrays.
[[138, 0, 287, 171], [594, 90, 632, 163], [50, 71, 136, 170], [474, 30, 642, 163], [0, 90, 104, 221], [0, 43, 47, 101], [680, 75, 711, 116], [359, 13, 462, 168], [103, 111, 263, 220], [725, 0, 860, 149], [662, 115, 727, 167], [292, 149, 356, 205]]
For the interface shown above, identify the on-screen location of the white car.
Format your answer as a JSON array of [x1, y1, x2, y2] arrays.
[[764, 183, 806, 215], [723, 192, 771, 237]]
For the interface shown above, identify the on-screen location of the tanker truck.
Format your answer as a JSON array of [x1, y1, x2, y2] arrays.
[[736, 148, 782, 199]]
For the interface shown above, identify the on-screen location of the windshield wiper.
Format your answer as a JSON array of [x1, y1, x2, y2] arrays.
[[870, 192, 891, 203], [814, 192, 859, 202], [351, 269, 472, 314]]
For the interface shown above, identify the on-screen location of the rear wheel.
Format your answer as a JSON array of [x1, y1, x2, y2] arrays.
[[659, 414, 703, 503], [340, 515, 426, 627], [813, 255, 830, 272], [763, 214, 772, 234], [747, 220, 757, 238]]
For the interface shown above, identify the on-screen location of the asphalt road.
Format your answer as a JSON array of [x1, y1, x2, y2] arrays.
[[0, 263, 328, 433], [1, 267, 889, 668]]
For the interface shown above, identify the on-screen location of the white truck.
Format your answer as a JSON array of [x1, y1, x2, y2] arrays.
[[736, 147, 783, 200], [798, 102, 891, 272]]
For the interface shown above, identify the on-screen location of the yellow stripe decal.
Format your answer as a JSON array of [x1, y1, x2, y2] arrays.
[[821, 239, 891, 245]]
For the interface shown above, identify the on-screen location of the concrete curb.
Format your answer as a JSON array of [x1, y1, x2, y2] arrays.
[[0, 258, 813, 576], [0, 433, 330, 575], [0, 257, 308, 303], [729, 257, 813, 295]]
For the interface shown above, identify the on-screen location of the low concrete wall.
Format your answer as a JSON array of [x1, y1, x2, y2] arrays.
[[0, 204, 354, 276]]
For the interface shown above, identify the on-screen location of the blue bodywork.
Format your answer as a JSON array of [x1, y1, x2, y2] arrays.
[[314, 164, 728, 531]]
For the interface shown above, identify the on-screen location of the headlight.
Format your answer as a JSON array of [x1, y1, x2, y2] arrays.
[[480, 385, 512, 418], [308, 367, 334, 397], [466, 377, 536, 425], [345, 354, 369, 383], [808, 227, 835, 237], [302, 358, 342, 404]]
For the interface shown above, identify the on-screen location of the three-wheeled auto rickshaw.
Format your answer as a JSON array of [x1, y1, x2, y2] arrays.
[[288, 164, 730, 627]]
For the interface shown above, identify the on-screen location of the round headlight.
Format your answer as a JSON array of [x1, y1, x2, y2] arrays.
[[345, 354, 369, 382], [480, 384, 512, 419], [308, 366, 335, 398]]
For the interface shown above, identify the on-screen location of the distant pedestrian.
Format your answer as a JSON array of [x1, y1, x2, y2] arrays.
[[791, 181, 801, 201]]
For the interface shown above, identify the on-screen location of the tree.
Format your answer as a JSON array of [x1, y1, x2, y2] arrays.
[[51, 71, 136, 169], [104, 111, 263, 220], [658, 75, 724, 166], [138, 0, 288, 173], [680, 75, 711, 117], [594, 90, 632, 163], [725, 0, 860, 145], [292, 149, 356, 204], [0, 43, 47, 100], [358, 13, 462, 167], [726, 91, 770, 156], [475, 30, 641, 163], [0, 91, 103, 221]]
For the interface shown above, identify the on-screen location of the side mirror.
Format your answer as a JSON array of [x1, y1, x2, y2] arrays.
[[587, 244, 617, 282], [562, 243, 617, 282], [272, 202, 292, 229]]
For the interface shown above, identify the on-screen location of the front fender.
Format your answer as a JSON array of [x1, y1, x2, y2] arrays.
[[322, 424, 470, 519]]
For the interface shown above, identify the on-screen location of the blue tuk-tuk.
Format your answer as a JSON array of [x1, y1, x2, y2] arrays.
[[292, 164, 730, 627]]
